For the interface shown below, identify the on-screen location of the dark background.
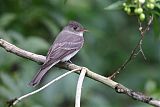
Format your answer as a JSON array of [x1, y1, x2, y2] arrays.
[[0, 0, 160, 107]]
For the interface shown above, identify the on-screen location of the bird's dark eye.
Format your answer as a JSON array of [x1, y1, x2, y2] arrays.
[[73, 26, 78, 30]]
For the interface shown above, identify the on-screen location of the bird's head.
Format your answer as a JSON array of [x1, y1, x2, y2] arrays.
[[65, 21, 88, 33]]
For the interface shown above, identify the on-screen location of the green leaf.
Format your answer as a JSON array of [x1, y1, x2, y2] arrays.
[[0, 13, 16, 28], [21, 37, 49, 52], [155, 4, 160, 9], [145, 80, 157, 93], [0, 30, 11, 40], [42, 18, 60, 36], [104, 1, 124, 10], [7, 30, 25, 44], [0, 86, 12, 98], [154, 3, 160, 16], [0, 73, 19, 94], [153, 16, 160, 39]]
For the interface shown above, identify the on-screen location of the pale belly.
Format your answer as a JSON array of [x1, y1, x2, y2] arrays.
[[61, 50, 79, 62]]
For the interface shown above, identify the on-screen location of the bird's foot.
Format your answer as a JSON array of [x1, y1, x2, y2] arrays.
[[68, 60, 73, 63]]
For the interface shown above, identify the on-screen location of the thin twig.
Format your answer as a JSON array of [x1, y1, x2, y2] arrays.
[[108, 16, 153, 79], [1, 38, 160, 106], [138, 16, 153, 59], [139, 40, 146, 60], [8, 68, 81, 107], [75, 68, 87, 107]]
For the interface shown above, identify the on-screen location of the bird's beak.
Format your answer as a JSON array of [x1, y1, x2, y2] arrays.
[[83, 29, 88, 32], [79, 28, 88, 32]]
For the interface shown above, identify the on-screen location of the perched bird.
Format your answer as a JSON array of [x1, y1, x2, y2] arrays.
[[29, 21, 87, 86]]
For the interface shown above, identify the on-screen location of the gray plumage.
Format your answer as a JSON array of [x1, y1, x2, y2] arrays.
[[29, 21, 86, 86]]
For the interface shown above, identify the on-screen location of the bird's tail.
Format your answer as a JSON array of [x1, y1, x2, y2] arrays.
[[29, 60, 59, 87]]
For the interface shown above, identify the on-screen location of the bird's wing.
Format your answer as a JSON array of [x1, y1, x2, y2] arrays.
[[46, 31, 84, 62]]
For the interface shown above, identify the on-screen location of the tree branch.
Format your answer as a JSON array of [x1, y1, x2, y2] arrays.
[[0, 39, 160, 107]]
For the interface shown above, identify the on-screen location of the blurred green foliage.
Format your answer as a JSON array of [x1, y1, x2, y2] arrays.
[[0, 0, 160, 107]]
